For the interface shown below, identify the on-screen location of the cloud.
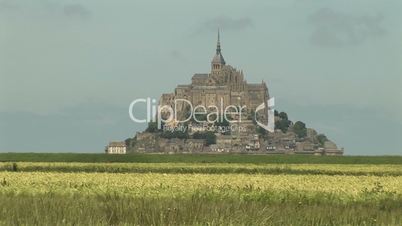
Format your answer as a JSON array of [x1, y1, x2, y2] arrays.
[[63, 4, 91, 19], [308, 8, 385, 47], [195, 16, 253, 34]]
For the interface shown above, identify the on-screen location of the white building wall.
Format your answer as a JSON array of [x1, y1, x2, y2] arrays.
[[107, 146, 126, 154]]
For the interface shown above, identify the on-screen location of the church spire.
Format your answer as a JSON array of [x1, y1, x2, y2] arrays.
[[211, 29, 225, 70], [216, 29, 221, 55]]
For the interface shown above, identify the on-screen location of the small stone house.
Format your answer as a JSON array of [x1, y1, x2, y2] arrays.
[[105, 141, 126, 154]]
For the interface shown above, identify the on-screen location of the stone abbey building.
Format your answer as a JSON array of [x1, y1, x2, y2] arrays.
[[125, 32, 343, 155], [160, 31, 268, 122]]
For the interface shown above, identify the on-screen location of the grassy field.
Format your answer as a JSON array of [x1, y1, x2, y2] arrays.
[[1, 171, 402, 225], [2, 162, 402, 176], [0, 153, 402, 225], [1, 152, 402, 164]]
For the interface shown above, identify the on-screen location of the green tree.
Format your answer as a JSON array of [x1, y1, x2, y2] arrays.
[[193, 131, 216, 146], [293, 121, 307, 138], [145, 122, 158, 133], [161, 130, 189, 139], [317, 134, 328, 146], [275, 119, 291, 133], [256, 126, 267, 135], [193, 112, 207, 122], [124, 138, 132, 147], [272, 111, 291, 133], [205, 132, 216, 146], [278, 112, 288, 121]]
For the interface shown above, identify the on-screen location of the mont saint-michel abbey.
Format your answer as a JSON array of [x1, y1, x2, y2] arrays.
[[160, 31, 269, 122], [125, 32, 343, 155]]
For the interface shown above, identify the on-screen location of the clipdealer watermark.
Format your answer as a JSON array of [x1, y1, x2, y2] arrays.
[[129, 97, 275, 133]]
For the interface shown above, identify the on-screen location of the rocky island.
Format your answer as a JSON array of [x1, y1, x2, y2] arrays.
[[125, 32, 343, 155]]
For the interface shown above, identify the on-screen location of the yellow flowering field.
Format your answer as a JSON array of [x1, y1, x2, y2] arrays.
[[1, 161, 402, 225], [1, 171, 401, 201]]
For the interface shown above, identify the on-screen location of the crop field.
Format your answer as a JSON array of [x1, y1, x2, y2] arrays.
[[2, 152, 402, 164], [0, 154, 402, 225], [2, 162, 402, 176]]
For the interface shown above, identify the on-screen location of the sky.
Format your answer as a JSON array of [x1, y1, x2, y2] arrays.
[[0, 0, 401, 155]]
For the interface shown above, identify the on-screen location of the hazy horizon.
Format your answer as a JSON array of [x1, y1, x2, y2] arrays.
[[1, 0, 401, 155]]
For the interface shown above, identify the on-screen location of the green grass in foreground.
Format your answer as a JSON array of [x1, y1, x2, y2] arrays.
[[1, 153, 402, 164], [1, 153, 401, 225], [1, 193, 401, 226]]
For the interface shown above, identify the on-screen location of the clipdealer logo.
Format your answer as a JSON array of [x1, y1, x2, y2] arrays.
[[255, 97, 275, 132], [128, 97, 275, 132]]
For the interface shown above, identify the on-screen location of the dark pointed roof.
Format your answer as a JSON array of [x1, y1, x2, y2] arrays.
[[212, 30, 225, 65]]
